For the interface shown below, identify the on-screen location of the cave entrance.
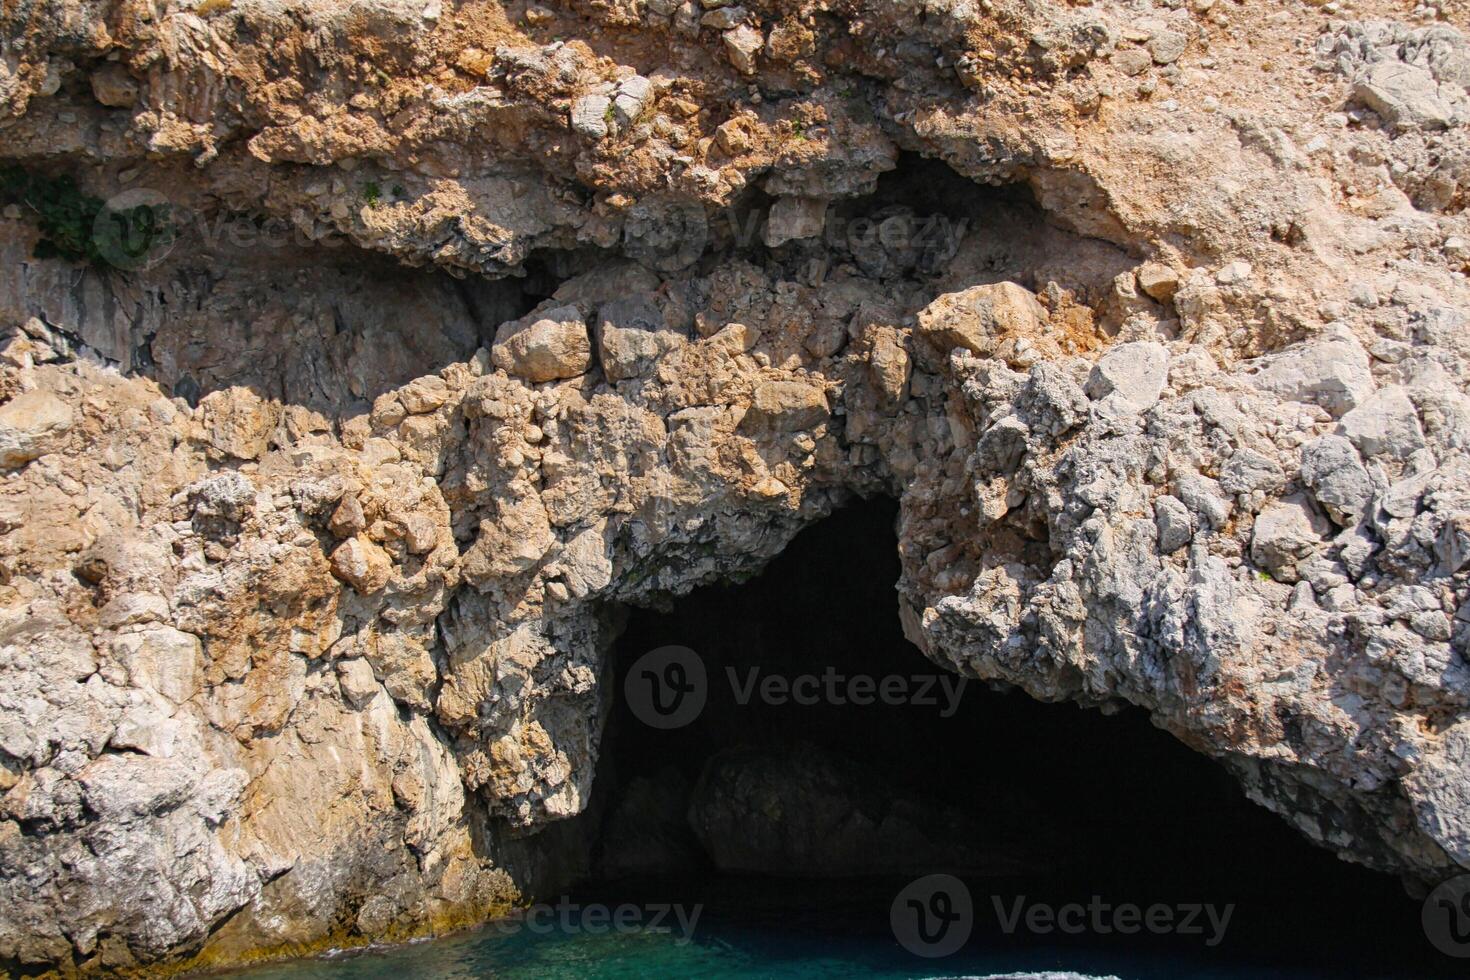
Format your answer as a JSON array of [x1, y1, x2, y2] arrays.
[[582, 496, 1456, 976]]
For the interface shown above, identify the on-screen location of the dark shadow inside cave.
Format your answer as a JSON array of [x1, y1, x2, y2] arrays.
[[582, 496, 1459, 977]]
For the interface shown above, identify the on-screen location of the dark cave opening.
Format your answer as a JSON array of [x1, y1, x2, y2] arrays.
[[584, 496, 1459, 977]]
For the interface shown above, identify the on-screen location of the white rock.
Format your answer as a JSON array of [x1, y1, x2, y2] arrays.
[[1154, 494, 1194, 553], [1300, 435, 1373, 525], [112, 627, 204, 706], [595, 295, 683, 381], [0, 389, 73, 468], [1337, 386, 1426, 459], [613, 75, 653, 126], [571, 94, 611, 138], [1246, 328, 1374, 417], [1086, 341, 1169, 413], [1250, 494, 1330, 582], [1353, 62, 1455, 130], [337, 658, 382, 709]]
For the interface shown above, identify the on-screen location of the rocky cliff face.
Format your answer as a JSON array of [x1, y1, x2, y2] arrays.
[[2, 0, 1470, 973]]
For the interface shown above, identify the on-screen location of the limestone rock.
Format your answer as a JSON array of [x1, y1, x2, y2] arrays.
[[1337, 386, 1427, 459], [594, 294, 684, 381], [1301, 435, 1373, 526], [1251, 495, 1331, 583], [111, 628, 203, 706], [492, 306, 592, 383], [570, 95, 610, 139], [1154, 494, 1193, 554], [1136, 262, 1179, 302], [0, 389, 71, 468], [740, 379, 830, 433], [196, 387, 277, 460], [763, 196, 827, 247], [1246, 329, 1375, 418], [1353, 62, 1456, 130], [915, 282, 1047, 361], [723, 25, 762, 74], [4, 1, 1470, 973], [1085, 341, 1169, 414], [90, 64, 138, 108], [330, 535, 393, 593]]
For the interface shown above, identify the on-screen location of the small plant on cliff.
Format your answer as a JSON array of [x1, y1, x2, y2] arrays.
[[0, 165, 173, 269]]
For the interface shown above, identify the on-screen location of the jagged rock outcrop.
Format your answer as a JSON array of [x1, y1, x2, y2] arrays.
[[1, 0, 1469, 974]]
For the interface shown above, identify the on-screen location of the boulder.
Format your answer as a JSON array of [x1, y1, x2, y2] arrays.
[[111, 628, 203, 706], [492, 306, 592, 383], [570, 94, 610, 138], [1136, 262, 1180, 302], [1300, 435, 1373, 525], [1246, 328, 1374, 417], [1251, 494, 1330, 582], [1155, 494, 1194, 554], [594, 294, 684, 381], [196, 387, 277, 460], [740, 380, 830, 433], [90, 64, 138, 108], [763, 196, 828, 247], [1353, 62, 1455, 130], [330, 535, 393, 593], [0, 389, 72, 468], [1337, 386, 1426, 459], [915, 282, 1047, 360], [723, 25, 762, 74], [1086, 341, 1169, 414]]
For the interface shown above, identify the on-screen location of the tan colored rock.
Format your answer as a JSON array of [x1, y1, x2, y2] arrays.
[[90, 63, 138, 107], [0, 388, 72, 468], [741, 379, 830, 433], [6, 1, 1470, 973], [492, 306, 592, 383], [330, 535, 393, 593], [399, 375, 450, 414], [111, 628, 203, 706], [1136, 262, 1180, 302], [196, 387, 277, 460], [866, 326, 910, 409], [329, 494, 366, 537], [915, 282, 1047, 361]]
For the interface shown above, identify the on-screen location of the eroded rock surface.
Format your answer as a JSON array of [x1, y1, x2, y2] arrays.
[[2, 0, 1470, 973]]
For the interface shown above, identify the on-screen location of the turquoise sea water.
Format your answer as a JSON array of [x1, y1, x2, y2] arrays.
[[217, 877, 1460, 980]]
